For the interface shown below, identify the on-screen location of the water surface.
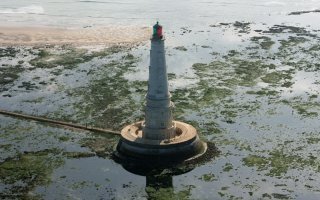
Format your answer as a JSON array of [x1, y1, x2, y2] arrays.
[[1, 0, 320, 199]]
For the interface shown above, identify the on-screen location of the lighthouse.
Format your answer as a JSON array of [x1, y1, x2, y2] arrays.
[[116, 22, 206, 162], [143, 22, 175, 141]]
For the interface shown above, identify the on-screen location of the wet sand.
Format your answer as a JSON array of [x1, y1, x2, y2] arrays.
[[0, 26, 151, 46]]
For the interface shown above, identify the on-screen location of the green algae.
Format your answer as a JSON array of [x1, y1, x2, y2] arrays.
[[243, 148, 320, 177], [0, 144, 12, 151], [279, 36, 309, 50], [274, 184, 287, 187], [171, 87, 203, 116], [30, 48, 85, 69], [201, 45, 211, 48], [71, 60, 130, 114], [167, 73, 176, 80], [281, 81, 294, 88], [172, 61, 241, 115], [309, 94, 318, 99], [233, 21, 251, 33], [131, 80, 148, 94], [71, 180, 90, 189], [246, 89, 279, 96], [174, 46, 188, 51], [221, 186, 229, 191], [223, 163, 233, 172], [22, 97, 45, 104], [274, 33, 320, 73], [263, 25, 310, 35], [145, 185, 193, 200], [267, 150, 297, 177], [294, 106, 318, 117], [224, 137, 246, 148], [199, 173, 216, 182], [200, 121, 222, 135], [192, 58, 273, 89], [79, 137, 118, 158], [250, 36, 275, 49], [0, 65, 24, 88], [192, 61, 229, 77], [17, 81, 39, 90], [219, 22, 232, 26], [171, 79, 233, 121], [306, 137, 320, 144], [309, 44, 320, 51], [0, 123, 35, 139], [58, 135, 70, 142], [242, 155, 268, 171], [220, 109, 237, 119], [237, 143, 252, 152], [260, 69, 294, 87], [122, 53, 135, 60], [63, 151, 96, 159], [200, 85, 233, 103], [262, 193, 272, 198], [289, 9, 320, 15], [0, 149, 64, 197], [192, 62, 210, 71], [261, 72, 283, 84], [0, 47, 20, 57], [272, 193, 290, 199], [227, 50, 241, 57], [231, 59, 265, 87], [61, 53, 142, 130], [218, 191, 225, 197], [282, 100, 320, 118], [29, 45, 126, 70]]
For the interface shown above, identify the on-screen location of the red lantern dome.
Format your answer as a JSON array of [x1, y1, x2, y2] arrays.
[[152, 21, 163, 39]]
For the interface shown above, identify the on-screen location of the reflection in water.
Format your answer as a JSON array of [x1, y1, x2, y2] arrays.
[[115, 154, 195, 199], [146, 175, 173, 189], [114, 142, 219, 199], [145, 175, 174, 200]]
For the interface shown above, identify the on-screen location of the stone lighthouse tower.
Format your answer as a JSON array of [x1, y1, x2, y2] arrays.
[[143, 22, 176, 141], [116, 22, 206, 162]]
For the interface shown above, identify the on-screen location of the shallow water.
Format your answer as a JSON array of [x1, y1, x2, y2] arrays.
[[0, 0, 320, 28], [1, 0, 320, 200]]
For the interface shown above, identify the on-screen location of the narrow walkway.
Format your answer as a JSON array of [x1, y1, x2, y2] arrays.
[[0, 109, 120, 135]]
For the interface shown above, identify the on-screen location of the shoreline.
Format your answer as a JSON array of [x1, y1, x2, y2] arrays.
[[0, 26, 151, 46]]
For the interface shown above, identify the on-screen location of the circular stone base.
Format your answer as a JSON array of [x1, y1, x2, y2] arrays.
[[116, 121, 207, 163]]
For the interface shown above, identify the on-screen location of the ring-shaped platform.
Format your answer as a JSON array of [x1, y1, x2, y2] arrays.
[[116, 120, 207, 162]]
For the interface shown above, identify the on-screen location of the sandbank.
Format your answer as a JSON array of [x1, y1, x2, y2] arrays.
[[0, 26, 151, 46]]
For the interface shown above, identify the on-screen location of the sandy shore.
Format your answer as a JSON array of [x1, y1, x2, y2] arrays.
[[0, 26, 151, 46]]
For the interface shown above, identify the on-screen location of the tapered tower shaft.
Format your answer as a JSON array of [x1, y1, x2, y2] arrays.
[[143, 22, 175, 140]]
